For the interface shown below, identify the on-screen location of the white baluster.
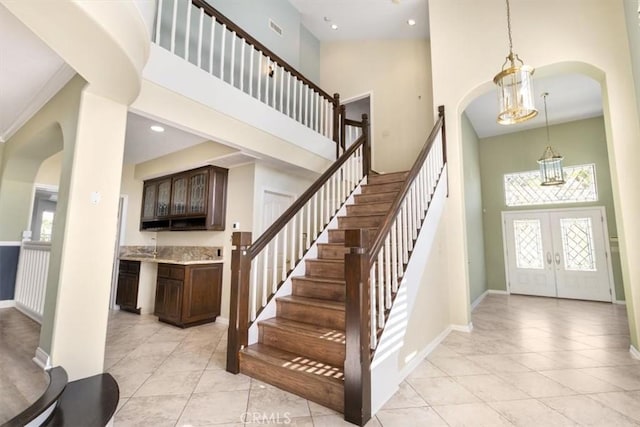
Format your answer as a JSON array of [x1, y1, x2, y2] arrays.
[[271, 63, 277, 107], [250, 258, 258, 320], [286, 72, 291, 116], [219, 24, 226, 80], [402, 200, 409, 264], [257, 54, 262, 101], [261, 248, 268, 306], [407, 188, 414, 251], [279, 67, 284, 112], [391, 219, 398, 292], [184, 0, 191, 61], [238, 40, 245, 92], [272, 235, 278, 293], [170, 0, 178, 53], [306, 202, 311, 249], [377, 253, 384, 326], [370, 264, 377, 349], [282, 226, 288, 280], [384, 237, 392, 309], [298, 212, 303, 259], [313, 193, 318, 239], [265, 59, 270, 105], [197, 7, 204, 67], [230, 32, 236, 87], [155, 0, 163, 44], [290, 218, 296, 272], [248, 45, 254, 97], [209, 17, 215, 73]]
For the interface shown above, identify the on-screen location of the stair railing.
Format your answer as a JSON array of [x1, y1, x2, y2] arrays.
[[343, 106, 447, 425], [227, 114, 371, 374], [154, 0, 341, 149]]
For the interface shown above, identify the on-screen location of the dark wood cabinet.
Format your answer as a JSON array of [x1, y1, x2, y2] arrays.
[[140, 166, 228, 231], [154, 263, 223, 327], [116, 260, 140, 314]]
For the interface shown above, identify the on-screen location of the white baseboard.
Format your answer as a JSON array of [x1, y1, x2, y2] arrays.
[[397, 326, 452, 380], [0, 300, 16, 308], [471, 290, 488, 311], [451, 322, 473, 333], [630, 345, 640, 360], [615, 300, 626, 305], [33, 347, 51, 370], [488, 289, 509, 295], [216, 316, 229, 326]]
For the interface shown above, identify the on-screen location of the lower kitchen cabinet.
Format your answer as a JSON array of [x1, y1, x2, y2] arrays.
[[116, 260, 141, 314], [154, 263, 222, 327]]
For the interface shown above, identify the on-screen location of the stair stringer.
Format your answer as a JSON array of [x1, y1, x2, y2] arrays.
[[247, 176, 368, 344], [370, 167, 449, 414]]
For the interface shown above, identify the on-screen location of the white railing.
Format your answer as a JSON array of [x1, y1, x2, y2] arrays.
[[368, 127, 445, 349], [345, 124, 363, 150], [154, 0, 337, 140], [247, 143, 365, 321], [14, 241, 51, 323]]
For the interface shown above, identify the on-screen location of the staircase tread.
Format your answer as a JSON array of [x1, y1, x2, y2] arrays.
[[292, 276, 345, 284], [355, 191, 399, 198], [242, 343, 344, 384], [260, 317, 345, 335], [339, 212, 386, 218], [277, 295, 345, 310], [306, 258, 344, 264]]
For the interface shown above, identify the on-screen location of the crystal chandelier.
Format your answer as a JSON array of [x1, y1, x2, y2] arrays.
[[538, 92, 565, 186], [493, 0, 537, 125]]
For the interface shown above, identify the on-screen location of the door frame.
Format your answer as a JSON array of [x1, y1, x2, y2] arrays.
[[342, 91, 374, 168], [501, 206, 616, 301]]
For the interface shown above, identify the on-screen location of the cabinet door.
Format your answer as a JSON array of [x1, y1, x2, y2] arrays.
[[154, 278, 167, 317], [116, 273, 139, 310], [188, 171, 208, 215], [156, 179, 172, 217], [141, 183, 157, 220], [182, 264, 222, 324], [171, 176, 188, 216], [164, 279, 183, 323]]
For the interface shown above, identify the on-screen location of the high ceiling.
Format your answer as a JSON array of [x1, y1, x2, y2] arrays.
[[0, 1, 605, 163]]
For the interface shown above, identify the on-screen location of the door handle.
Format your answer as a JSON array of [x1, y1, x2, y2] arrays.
[[555, 253, 561, 265], [546, 252, 552, 265]]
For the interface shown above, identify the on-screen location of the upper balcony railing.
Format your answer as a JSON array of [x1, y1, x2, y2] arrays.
[[154, 0, 341, 149]]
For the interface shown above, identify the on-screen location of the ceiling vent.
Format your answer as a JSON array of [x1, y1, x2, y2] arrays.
[[269, 19, 283, 36]]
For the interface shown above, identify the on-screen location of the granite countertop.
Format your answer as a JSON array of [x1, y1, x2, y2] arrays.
[[119, 255, 223, 265], [119, 245, 224, 265]]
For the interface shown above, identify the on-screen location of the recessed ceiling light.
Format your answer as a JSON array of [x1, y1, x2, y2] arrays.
[[407, 19, 416, 26], [331, 24, 338, 30], [150, 125, 165, 133]]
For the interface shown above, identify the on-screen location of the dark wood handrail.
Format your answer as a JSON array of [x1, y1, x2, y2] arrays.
[[367, 107, 445, 264], [190, 0, 333, 102], [3, 367, 67, 427], [344, 118, 364, 127], [249, 132, 368, 258]]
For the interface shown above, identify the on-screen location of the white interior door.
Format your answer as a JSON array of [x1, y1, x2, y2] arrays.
[[503, 207, 613, 302], [549, 210, 612, 301], [504, 212, 557, 297]]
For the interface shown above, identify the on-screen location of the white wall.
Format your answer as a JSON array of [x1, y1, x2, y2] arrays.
[[623, 0, 640, 121], [429, 0, 640, 346], [35, 152, 63, 187], [320, 39, 433, 173]]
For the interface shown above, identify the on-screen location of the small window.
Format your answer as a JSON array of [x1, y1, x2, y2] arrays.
[[504, 164, 598, 207], [40, 211, 55, 242]]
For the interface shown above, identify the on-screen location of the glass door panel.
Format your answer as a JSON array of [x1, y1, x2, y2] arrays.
[[188, 172, 208, 215], [156, 179, 171, 217], [171, 177, 188, 215]]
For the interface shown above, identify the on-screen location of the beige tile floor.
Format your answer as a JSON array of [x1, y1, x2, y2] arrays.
[[2, 294, 640, 426]]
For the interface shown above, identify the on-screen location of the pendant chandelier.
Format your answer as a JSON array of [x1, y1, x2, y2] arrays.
[[538, 92, 565, 186], [493, 0, 537, 125]]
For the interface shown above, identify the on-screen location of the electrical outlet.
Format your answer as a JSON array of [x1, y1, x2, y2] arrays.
[[232, 222, 240, 230]]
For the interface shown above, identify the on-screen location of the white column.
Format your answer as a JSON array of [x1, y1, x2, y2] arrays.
[[46, 87, 127, 380]]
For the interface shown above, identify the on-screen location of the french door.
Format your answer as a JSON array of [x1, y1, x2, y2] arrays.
[[503, 207, 614, 302]]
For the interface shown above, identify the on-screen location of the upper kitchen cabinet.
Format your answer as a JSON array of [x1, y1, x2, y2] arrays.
[[140, 166, 228, 231]]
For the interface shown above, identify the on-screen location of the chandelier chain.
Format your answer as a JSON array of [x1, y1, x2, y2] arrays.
[[506, 0, 514, 54], [542, 92, 550, 142]]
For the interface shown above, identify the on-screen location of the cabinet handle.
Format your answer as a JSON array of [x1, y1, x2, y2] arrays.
[[546, 252, 552, 265], [555, 253, 561, 265]]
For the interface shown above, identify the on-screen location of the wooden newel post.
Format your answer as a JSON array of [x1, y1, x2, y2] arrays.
[[333, 93, 341, 157], [343, 229, 372, 426], [361, 113, 370, 176], [226, 231, 252, 374]]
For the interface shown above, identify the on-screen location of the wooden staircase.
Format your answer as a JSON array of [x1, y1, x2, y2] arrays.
[[238, 171, 408, 412]]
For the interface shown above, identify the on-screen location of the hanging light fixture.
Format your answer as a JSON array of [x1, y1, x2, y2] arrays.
[[538, 92, 565, 186], [493, 0, 537, 125]]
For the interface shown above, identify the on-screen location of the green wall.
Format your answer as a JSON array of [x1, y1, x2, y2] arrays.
[[479, 116, 625, 300], [461, 113, 487, 304]]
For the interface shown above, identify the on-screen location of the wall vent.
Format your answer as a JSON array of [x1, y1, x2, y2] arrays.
[[269, 19, 283, 36]]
